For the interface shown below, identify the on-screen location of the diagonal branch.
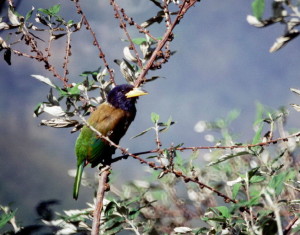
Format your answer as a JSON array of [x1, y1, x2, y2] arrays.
[[134, 0, 199, 87]]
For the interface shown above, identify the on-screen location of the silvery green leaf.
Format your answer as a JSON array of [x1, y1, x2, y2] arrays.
[[0, 37, 9, 49], [96, 68, 107, 82], [291, 104, 300, 112], [141, 11, 164, 28], [31, 75, 57, 88], [40, 119, 78, 128], [0, 22, 9, 30], [120, 60, 135, 83], [207, 151, 250, 166], [40, 104, 66, 116], [8, 6, 20, 26], [290, 88, 300, 96], [140, 41, 150, 58], [90, 96, 103, 105], [269, 32, 300, 53], [123, 46, 138, 62], [173, 227, 192, 233], [132, 180, 150, 188], [246, 15, 265, 27]]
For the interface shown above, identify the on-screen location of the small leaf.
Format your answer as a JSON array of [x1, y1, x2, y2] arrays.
[[246, 15, 265, 27], [151, 112, 160, 123], [159, 116, 174, 132], [268, 172, 287, 195], [40, 119, 78, 128], [25, 6, 35, 22], [0, 209, 17, 229], [123, 46, 137, 62], [39, 104, 66, 117], [174, 226, 193, 233], [250, 175, 265, 183], [131, 37, 147, 45], [214, 206, 230, 218], [0, 22, 10, 30], [131, 127, 152, 139], [252, 0, 265, 20], [269, 32, 300, 53], [8, 6, 20, 26], [31, 75, 57, 88], [290, 88, 300, 96], [252, 123, 263, 145], [49, 4, 61, 15], [67, 84, 81, 96], [207, 151, 249, 166], [232, 183, 242, 199], [290, 104, 300, 112]]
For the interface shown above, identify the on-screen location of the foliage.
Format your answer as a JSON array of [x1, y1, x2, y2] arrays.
[[1, 0, 300, 234], [248, 0, 300, 52]]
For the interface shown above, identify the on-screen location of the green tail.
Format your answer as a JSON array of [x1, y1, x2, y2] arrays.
[[73, 162, 85, 200]]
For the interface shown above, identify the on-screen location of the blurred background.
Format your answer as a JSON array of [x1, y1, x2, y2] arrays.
[[0, 0, 299, 226]]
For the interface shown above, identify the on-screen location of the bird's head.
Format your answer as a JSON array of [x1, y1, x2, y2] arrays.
[[107, 84, 148, 112]]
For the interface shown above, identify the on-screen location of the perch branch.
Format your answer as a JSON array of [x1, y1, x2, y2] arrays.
[[91, 166, 111, 235]]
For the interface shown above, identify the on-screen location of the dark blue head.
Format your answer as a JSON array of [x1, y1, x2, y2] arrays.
[[107, 84, 147, 112]]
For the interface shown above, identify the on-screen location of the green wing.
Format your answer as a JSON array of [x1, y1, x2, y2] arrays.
[[75, 125, 110, 167]]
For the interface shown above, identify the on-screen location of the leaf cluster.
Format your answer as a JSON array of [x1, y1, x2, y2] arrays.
[[248, 0, 300, 52]]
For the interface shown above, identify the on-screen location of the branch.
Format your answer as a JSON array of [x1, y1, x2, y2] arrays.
[[91, 166, 111, 235], [73, 0, 116, 85], [283, 216, 299, 235], [134, 0, 199, 87]]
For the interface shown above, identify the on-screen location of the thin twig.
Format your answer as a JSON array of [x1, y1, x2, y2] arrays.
[[134, 0, 198, 87], [63, 26, 72, 82], [73, 0, 116, 85], [111, 2, 143, 69], [283, 216, 299, 235]]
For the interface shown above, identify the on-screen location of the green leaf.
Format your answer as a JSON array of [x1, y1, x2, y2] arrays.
[[67, 84, 81, 96], [232, 183, 242, 199], [158, 116, 174, 132], [250, 175, 265, 183], [67, 20, 74, 26], [80, 70, 99, 77], [49, 4, 61, 15], [207, 151, 249, 166], [250, 122, 264, 154], [33, 102, 43, 117], [131, 38, 147, 45], [268, 171, 295, 195], [38, 8, 51, 15], [151, 112, 160, 123], [25, 7, 34, 22], [0, 209, 17, 229], [252, 0, 265, 19], [131, 127, 152, 139], [38, 4, 61, 16], [252, 123, 263, 145], [247, 194, 261, 206], [292, 224, 300, 233], [214, 206, 230, 218], [226, 109, 240, 123], [128, 209, 140, 220]]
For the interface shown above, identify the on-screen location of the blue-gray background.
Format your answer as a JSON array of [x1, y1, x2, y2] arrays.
[[1, 0, 299, 226]]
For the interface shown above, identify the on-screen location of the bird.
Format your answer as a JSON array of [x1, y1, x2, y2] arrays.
[[73, 84, 148, 200]]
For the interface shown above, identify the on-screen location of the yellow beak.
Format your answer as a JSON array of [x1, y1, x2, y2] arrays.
[[125, 87, 148, 98]]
